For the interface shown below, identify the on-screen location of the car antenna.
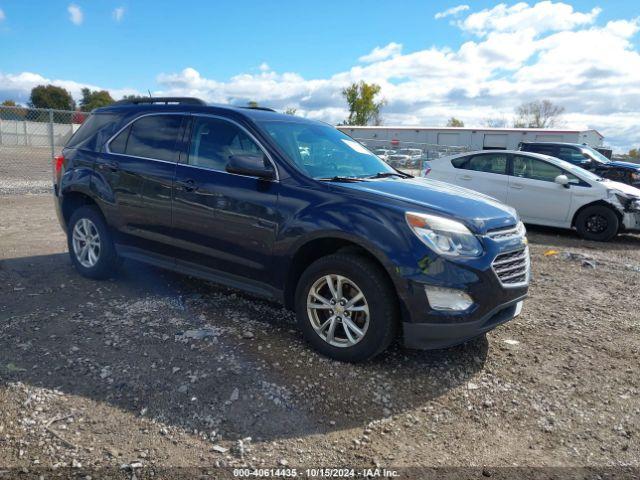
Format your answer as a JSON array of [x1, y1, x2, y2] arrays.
[[147, 89, 152, 98]]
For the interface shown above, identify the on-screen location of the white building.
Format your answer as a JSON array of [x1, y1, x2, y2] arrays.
[[337, 126, 604, 151]]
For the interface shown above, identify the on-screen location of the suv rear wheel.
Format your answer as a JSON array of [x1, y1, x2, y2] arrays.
[[575, 205, 619, 241], [295, 253, 398, 362], [68, 206, 118, 279]]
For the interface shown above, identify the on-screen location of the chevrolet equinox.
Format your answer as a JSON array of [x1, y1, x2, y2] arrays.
[[53, 97, 530, 362]]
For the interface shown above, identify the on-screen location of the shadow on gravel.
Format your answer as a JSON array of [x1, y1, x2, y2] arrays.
[[1, 252, 488, 442]]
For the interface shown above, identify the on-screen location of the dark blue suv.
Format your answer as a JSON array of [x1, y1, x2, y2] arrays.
[[53, 98, 530, 362]]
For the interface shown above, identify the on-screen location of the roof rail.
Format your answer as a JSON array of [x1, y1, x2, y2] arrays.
[[113, 97, 207, 106], [240, 106, 276, 112]]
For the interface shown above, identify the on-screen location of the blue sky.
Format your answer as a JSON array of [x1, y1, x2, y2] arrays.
[[1, 1, 639, 150]]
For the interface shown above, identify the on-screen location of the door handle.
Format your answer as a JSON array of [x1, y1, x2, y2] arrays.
[[510, 183, 524, 190], [176, 178, 198, 192], [460, 175, 472, 180]]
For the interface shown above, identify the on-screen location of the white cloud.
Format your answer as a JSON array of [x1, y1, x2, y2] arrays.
[[1, 2, 639, 151], [435, 4, 470, 20], [358, 42, 402, 63], [459, 1, 600, 36], [68, 4, 83, 25], [0, 9, 6, 22], [113, 7, 125, 22]]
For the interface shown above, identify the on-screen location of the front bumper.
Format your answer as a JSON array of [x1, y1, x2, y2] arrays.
[[394, 224, 530, 349], [622, 210, 640, 232], [403, 296, 525, 349]]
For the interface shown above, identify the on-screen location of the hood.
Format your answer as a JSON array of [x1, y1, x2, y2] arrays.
[[604, 160, 640, 170], [601, 179, 640, 197], [333, 177, 518, 234]]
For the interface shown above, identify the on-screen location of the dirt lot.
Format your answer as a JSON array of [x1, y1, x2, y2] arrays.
[[1, 194, 639, 478]]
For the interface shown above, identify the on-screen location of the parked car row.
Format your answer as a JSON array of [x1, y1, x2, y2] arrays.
[[425, 149, 640, 241]]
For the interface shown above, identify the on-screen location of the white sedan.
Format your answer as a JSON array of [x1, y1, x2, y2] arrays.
[[424, 150, 640, 241]]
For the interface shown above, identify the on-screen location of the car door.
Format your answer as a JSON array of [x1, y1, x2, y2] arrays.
[[171, 115, 280, 290], [451, 152, 510, 202], [99, 113, 186, 258], [507, 155, 576, 225]]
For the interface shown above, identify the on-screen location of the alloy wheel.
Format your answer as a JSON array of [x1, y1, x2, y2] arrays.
[[72, 218, 101, 268], [306, 274, 370, 348], [585, 214, 608, 234]]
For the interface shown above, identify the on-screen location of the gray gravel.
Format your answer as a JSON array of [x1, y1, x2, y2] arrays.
[[1, 194, 639, 476]]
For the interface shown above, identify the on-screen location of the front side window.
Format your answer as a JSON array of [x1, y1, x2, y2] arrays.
[[188, 117, 263, 171], [452, 153, 507, 174], [556, 147, 588, 164], [512, 155, 579, 183], [258, 121, 395, 179], [109, 115, 183, 162]]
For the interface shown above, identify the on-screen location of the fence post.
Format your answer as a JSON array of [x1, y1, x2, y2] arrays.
[[49, 109, 55, 159]]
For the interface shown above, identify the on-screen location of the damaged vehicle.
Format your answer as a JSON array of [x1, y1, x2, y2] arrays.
[[426, 150, 640, 241], [53, 97, 530, 362]]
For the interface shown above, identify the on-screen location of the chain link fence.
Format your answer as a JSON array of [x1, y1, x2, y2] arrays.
[[0, 106, 85, 195], [352, 138, 469, 176]]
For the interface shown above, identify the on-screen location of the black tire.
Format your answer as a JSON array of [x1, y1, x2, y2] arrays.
[[295, 253, 399, 362], [67, 206, 118, 279], [575, 205, 619, 241]]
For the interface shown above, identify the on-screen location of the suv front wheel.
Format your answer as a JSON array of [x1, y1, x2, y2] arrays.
[[295, 253, 398, 362], [68, 206, 118, 279]]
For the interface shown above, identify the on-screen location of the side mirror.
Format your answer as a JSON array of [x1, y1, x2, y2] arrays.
[[555, 174, 570, 188], [226, 154, 275, 179]]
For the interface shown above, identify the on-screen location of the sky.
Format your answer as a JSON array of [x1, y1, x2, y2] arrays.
[[0, 0, 639, 151]]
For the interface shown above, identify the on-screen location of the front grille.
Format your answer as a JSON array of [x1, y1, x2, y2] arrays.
[[487, 222, 526, 241], [492, 247, 530, 287]]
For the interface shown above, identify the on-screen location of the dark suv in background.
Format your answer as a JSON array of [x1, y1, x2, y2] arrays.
[[519, 141, 640, 187], [54, 97, 530, 362]]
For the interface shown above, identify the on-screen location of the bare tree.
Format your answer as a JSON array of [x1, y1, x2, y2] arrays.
[[514, 100, 564, 128], [482, 117, 509, 128]]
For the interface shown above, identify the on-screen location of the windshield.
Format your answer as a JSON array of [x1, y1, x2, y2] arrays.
[[258, 121, 396, 179], [581, 145, 610, 164]]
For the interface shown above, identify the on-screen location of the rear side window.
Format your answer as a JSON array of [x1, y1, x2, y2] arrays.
[[452, 153, 507, 174], [108, 115, 183, 161], [66, 113, 118, 150]]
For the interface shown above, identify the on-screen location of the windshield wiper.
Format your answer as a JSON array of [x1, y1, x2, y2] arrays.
[[365, 171, 413, 179], [316, 176, 365, 182]]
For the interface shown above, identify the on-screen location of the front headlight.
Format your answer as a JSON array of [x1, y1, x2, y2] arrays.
[[406, 212, 483, 257]]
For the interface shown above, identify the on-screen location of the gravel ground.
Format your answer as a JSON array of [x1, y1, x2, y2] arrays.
[[0, 194, 639, 479]]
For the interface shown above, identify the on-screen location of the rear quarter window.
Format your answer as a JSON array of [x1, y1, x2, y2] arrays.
[[65, 113, 119, 150]]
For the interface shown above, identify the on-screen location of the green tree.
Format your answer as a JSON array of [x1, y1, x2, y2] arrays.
[[1, 99, 17, 106], [29, 85, 75, 110], [79, 88, 114, 112], [514, 100, 564, 128], [342, 81, 385, 126], [284, 107, 297, 115], [629, 148, 639, 159], [446, 117, 464, 127], [247, 101, 259, 108]]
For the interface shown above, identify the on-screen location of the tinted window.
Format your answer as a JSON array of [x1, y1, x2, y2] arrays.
[[66, 113, 118, 150], [189, 117, 263, 171], [522, 144, 557, 155], [112, 115, 183, 161], [556, 147, 587, 164], [512, 155, 579, 182], [109, 125, 130, 154], [452, 153, 507, 174]]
